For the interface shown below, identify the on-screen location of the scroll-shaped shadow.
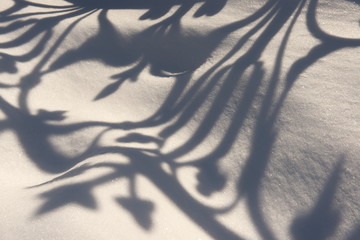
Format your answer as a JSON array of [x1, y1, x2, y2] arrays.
[[0, 5, 93, 75], [285, 0, 360, 89], [28, 2, 300, 239], [0, 95, 131, 173], [48, 3, 265, 100], [1, 0, 228, 79], [1, 0, 360, 239]]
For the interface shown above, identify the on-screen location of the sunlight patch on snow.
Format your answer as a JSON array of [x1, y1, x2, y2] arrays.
[[317, 0, 360, 38]]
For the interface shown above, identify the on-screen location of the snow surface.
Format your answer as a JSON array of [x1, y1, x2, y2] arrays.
[[0, 0, 360, 239]]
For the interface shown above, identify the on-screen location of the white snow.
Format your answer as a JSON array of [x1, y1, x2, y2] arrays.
[[1, 0, 360, 239]]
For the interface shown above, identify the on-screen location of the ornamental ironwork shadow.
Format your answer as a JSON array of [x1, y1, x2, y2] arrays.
[[0, 0, 360, 239]]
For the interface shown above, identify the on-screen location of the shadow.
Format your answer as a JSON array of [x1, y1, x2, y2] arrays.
[[0, 95, 128, 173], [114, 0, 279, 129], [0, 0, 75, 17], [346, 0, 360, 4], [48, 5, 238, 100], [347, 225, 360, 240], [1, 0, 360, 239], [116, 133, 163, 147], [0, 4, 93, 76], [285, 0, 360, 89], [291, 158, 344, 240], [36, 182, 97, 215], [0, 9, 90, 49], [116, 197, 155, 230], [64, 0, 227, 19], [0, 53, 18, 73], [115, 173, 155, 230], [28, 2, 298, 239], [34, 162, 135, 214], [0, 96, 91, 173]]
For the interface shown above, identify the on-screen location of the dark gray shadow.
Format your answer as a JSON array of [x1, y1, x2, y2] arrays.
[[64, 0, 228, 19], [347, 225, 360, 240], [291, 158, 344, 240], [0, 0, 359, 239]]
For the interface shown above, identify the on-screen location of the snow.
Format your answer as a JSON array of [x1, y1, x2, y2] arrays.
[[1, 0, 360, 239]]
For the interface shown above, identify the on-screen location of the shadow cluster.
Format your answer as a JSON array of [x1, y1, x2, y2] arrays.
[[1, 0, 360, 239], [64, 0, 227, 19]]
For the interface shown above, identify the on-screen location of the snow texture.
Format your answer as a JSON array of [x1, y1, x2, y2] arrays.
[[0, 0, 360, 239]]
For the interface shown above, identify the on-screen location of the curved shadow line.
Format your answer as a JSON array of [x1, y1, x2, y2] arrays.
[[0, 7, 82, 22], [116, 0, 279, 130], [2, 0, 358, 239], [236, 1, 306, 240]]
